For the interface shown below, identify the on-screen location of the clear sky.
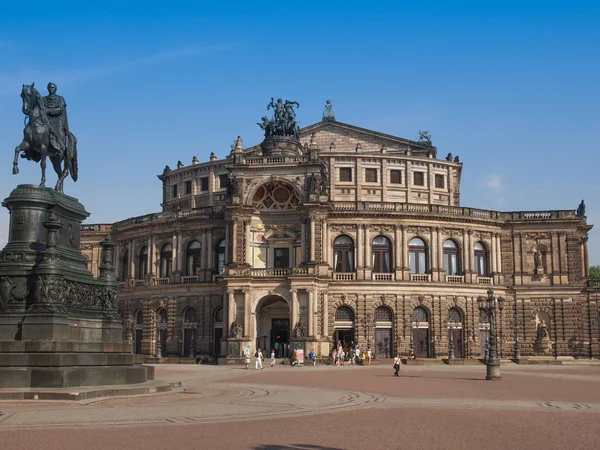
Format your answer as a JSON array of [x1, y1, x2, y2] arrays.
[[1, 2, 599, 262]]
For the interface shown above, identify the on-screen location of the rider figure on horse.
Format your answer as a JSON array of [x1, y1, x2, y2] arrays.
[[43, 82, 70, 160]]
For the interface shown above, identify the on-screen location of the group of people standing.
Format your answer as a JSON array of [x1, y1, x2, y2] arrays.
[[331, 341, 372, 366]]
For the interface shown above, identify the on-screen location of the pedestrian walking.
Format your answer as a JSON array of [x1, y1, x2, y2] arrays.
[[255, 348, 263, 370], [270, 349, 276, 367], [309, 349, 315, 366], [244, 348, 250, 369], [367, 348, 372, 366], [393, 354, 401, 376]]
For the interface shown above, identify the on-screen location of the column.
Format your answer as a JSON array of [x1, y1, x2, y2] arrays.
[[491, 233, 497, 274], [146, 235, 152, 279], [171, 234, 177, 275], [243, 290, 251, 337], [201, 229, 207, 269], [224, 221, 231, 264], [462, 229, 470, 273], [207, 228, 214, 271], [128, 240, 134, 280], [222, 291, 229, 339], [430, 228, 437, 272], [244, 220, 251, 265], [322, 220, 328, 265], [150, 235, 157, 277], [310, 216, 316, 262], [356, 225, 363, 269], [436, 227, 442, 273], [231, 219, 238, 263], [394, 225, 401, 269], [115, 243, 120, 279], [401, 225, 409, 280], [364, 226, 371, 270], [308, 289, 315, 337], [176, 231, 183, 272], [301, 221, 307, 264], [228, 290, 236, 327], [322, 291, 329, 342], [496, 234, 502, 274], [291, 290, 298, 336]]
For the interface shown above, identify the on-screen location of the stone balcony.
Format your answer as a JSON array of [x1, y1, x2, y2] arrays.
[[117, 269, 497, 289]]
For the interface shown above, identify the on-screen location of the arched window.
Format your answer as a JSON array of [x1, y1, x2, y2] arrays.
[[138, 247, 148, 280], [184, 308, 197, 324], [214, 307, 223, 324], [333, 235, 355, 273], [374, 306, 393, 322], [443, 239, 460, 275], [409, 238, 428, 274], [216, 239, 226, 273], [186, 240, 202, 276], [160, 244, 172, 278], [474, 242, 489, 276], [121, 250, 129, 280], [412, 307, 429, 323], [335, 306, 355, 322], [372, 236, 392, 273], [448, 307, 462, 324]]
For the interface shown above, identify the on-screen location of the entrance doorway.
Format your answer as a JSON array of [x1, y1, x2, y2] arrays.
[[255, 295, 290, 357], [375, 329, 392, 358], [334, 329, 355, 349], [412, 306, 430, 358], [272, 318, 289, 357]]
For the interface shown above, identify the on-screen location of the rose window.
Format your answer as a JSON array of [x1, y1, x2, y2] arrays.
[[251, 181, 299, 210]]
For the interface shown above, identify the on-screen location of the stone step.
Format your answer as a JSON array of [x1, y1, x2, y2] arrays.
[[0, 379, 179, 401]]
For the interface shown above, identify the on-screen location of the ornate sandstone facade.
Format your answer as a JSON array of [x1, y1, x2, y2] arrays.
[[81, 114, 596, 361]]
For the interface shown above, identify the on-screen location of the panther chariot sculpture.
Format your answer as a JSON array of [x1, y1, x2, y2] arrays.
[[12, 82, 79, 193]]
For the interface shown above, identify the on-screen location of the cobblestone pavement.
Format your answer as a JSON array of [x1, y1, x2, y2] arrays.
[[1, 363, 599, 449]]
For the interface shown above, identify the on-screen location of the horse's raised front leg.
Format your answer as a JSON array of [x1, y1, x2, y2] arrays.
[[13, 142, 24, 174]]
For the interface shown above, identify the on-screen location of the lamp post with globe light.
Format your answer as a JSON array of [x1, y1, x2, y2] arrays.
[[477, 289, 504, 380]]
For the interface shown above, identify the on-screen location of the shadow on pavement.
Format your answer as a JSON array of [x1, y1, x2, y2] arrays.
[[375, 374, 485, 381]]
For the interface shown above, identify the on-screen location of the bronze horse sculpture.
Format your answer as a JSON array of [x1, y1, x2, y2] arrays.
[[13, 83, 78, 193]]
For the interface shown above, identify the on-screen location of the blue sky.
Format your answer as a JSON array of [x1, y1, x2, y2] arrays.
[[1, 2, 599, 262]]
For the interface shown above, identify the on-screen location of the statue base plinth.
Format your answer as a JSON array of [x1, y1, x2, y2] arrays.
[[0, 185, 152, 388], [260, 136, 303, 157]]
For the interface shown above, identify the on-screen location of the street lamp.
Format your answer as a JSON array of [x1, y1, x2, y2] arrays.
[[595, 285, 599, 358], [448, 326, 455, 360], [477, 289, 504, 380]]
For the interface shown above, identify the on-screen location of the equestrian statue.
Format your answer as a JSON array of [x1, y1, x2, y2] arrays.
[[13, 82, 78, 193]]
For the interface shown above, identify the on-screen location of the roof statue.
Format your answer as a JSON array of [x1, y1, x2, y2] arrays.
[[576, 200, 586, 217], [13, 82, 78, 193], [258, 97, 300, 139], [323, 100, 335, 121], [417, 130, 432, 144]]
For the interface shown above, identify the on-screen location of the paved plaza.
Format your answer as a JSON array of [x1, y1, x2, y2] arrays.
[[1, 362, 600, 449]]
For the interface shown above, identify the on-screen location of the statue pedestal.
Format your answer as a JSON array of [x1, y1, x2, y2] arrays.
[[0, 185, 153, 388], [534, 337, 552, 356]]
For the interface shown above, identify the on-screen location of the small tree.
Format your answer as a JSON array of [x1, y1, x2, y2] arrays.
[[590, 265, 600, 285]]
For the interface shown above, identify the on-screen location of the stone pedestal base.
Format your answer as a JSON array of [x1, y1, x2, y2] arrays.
[[485, 362, 501, 380]]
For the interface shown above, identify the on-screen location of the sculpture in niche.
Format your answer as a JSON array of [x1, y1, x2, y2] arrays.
[[533, 239, 544, 275], [537, 320, 549, 341], [230, 319, 243, 338], [295, 317, 307, 339]]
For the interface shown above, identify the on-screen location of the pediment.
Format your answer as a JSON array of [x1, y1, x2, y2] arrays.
[[298, 120, 433, 155]]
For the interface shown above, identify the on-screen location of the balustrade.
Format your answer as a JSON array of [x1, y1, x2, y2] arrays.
[[445, 275, 464, 283], [372, 273, 394, 281]]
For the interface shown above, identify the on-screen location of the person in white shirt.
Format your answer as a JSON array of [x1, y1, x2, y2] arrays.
[[270, 349, 276, 367], [255, 348, 263, 370], [244, 348, 250, 369], [393, 354, 401, 376], [367, 348, 372, 366]]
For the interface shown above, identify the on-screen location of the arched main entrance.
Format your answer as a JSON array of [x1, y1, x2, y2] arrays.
[[255, 295, 290, 358], [448, 307, 464, 358]]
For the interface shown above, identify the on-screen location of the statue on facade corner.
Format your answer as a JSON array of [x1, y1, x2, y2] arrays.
[[13, 82, 79, 193], [576, 200, 586, 217]]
